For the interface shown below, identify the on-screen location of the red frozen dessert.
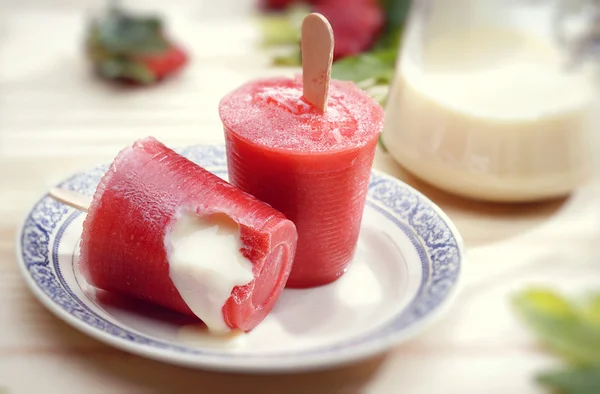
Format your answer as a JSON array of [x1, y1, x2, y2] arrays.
[[219, 76, 384, 288], [80, 137, 298, 332]]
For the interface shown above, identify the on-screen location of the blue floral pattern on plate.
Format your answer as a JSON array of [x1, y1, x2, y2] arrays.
[[17, 145, 462, 366]]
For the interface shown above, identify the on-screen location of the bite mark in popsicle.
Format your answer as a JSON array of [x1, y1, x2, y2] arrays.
[[166, 212, 255, 333], [51, 137, 298, 332]]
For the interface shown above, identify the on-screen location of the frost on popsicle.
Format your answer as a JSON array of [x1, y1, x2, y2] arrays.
[[79, 137, 297, 332], [220, 76, 384, 152]]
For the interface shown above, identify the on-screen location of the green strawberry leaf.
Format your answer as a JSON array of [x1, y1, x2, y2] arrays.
[[258, 15, 299, 46], [379, 0, 412, 30], [97, 58, 126, 79], [89, 6, 169, 56], [538, 365, 600, 394], [513, 288, 577, 317], [121, 62, 156, 84], [272, 48, 302, 66], [257, 4, 309, 46], [512, 288, 600, 366], [378, 135, 387, 151], [96, 58, 155, 84], [374, 0, 411, 51], [582, 293, 600, 326], [331, 48, 397, 85]]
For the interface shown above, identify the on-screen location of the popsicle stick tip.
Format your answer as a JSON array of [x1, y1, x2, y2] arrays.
[[301, 12, 334, 113], [48, 187, 92, 213]]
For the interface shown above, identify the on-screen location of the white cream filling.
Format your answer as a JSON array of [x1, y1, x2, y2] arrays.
[[166, 212, 254, 333]]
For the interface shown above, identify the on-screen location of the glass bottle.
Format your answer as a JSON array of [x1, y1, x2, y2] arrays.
[[382, 0, 600, 202]]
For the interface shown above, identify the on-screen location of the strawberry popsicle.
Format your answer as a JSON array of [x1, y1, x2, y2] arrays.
[[219, 76, 384, 288], [79, 137, 298, 332]]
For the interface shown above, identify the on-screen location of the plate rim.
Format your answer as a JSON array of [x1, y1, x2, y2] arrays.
[[15, 144, 464, 373]]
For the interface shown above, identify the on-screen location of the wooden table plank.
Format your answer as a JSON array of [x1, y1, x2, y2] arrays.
[[1, 2, 599, 393]]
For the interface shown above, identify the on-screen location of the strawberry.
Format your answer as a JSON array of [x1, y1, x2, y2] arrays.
[[260, 0, 298, 10], [314, 0, 384, 60], [259, 0, 332, 11], [85, 6, 188, 85], [136, 45, 188, 81]]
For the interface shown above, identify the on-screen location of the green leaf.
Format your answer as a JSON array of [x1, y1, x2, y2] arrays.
[[374, 0, 411, 50], [379, 0, 413, 28], [90, 6, 169, 56], [257, 15, 299, 46], [257, 4, 309, 46], [272, 47, 301, 66], [98, 58, 125, 78], [538, 365, 600, 394], [96, 58, 155, 84], [331, 48, 397, 84], [582, 293, 600, 326], [512, 288, 600, 366], [362, 83, 390, 105], [513, 288, 577, 317], [378, 135, 387, 151], [121, 62, 156, 84]]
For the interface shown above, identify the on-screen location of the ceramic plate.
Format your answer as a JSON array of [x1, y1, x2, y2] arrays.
[[17, 144, 463, 373]]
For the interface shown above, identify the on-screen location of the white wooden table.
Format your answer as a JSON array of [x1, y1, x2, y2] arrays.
[[1, 1, 599, 393]]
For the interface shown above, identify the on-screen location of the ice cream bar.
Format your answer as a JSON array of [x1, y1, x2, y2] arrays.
[[219, 76, 384, 288], [79, 137, 298, 332]]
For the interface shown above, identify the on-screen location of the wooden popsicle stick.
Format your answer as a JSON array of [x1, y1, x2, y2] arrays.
[[301, 12, 334, 112], [49, 188, 91, 213]]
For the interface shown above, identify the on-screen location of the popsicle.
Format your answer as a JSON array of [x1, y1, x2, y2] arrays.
[[62, 137, 298, 333], [219, 14, 384, 288]]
